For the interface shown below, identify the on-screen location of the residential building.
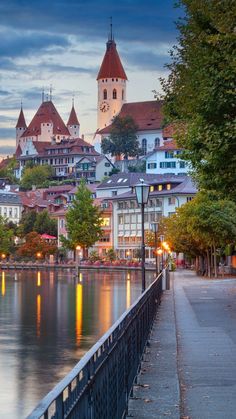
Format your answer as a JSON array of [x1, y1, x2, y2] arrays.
[[0, 190, 23, 224], [15, 137, 113, 181], [146, 139, 189, 176]]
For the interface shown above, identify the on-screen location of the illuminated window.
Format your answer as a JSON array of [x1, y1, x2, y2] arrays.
[[150, 186, 154, 192], [158, 185, 163, 191], [167, 184, 171, 190], [101, 217, 110, 227]]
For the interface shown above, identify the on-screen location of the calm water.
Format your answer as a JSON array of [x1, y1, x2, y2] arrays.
[[0, 269, 154, 418]]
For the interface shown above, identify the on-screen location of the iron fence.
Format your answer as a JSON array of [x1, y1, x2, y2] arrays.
[[27, 270, 164, 419]]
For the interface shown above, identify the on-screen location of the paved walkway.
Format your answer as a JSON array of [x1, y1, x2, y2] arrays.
[[127, 270, 236, 419]]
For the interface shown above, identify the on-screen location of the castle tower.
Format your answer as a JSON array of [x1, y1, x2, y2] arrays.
[[67, 101, 80, 137], [97, 24, 127, 130], [16, 105, 27, 148]]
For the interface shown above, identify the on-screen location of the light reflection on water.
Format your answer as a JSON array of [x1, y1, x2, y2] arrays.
[[0, 269, 154, 418]]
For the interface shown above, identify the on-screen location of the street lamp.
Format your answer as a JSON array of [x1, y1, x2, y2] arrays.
[[150, 222, 159, 277], [135, 181, 150, 292], [75, 245, 81, 277]]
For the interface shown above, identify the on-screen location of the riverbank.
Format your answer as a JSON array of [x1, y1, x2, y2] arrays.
[[0, 262, 156, 271]]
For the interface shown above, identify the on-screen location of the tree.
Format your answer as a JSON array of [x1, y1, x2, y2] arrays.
[[33, 210, 57, 236], [101, 115, 140, 160], [61, 179, 103, 256], [161, 1, 236, 200], [20, 165, 54, 190], [18, 211, 37, 236], [0, 157, 18, 184], [162, 192, 236, 277], [17, 232, 57, 259], [0, 217, 14, 255]]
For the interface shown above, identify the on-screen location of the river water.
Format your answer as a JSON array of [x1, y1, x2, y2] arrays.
[[0, 268, 154, 418]]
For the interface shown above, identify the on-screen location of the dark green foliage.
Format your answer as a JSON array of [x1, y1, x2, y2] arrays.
[[162, 0, 236, 200], [101, 115, 140, 160]]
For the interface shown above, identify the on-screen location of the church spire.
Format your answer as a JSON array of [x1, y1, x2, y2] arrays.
[[16, 104, 27, 129], [67, 100, 80, 137]]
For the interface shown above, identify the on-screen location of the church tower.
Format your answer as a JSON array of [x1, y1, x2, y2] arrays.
[[97, 23, 127, 130], [16, 105, 27, 148], [67, 101, 80, 137]]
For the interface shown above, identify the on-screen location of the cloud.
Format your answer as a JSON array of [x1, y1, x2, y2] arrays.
[[0, 128, 15, 139], [0, 27, 70, 59]]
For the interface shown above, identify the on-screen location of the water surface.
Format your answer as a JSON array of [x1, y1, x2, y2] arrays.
[[0, 269, 154, 418]]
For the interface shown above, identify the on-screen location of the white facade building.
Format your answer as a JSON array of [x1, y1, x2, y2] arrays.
[[146, 140, 189, 176], [0, 191, 23, 224]]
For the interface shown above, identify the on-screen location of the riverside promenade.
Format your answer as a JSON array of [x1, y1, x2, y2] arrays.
[[128, 270, 236, 419]]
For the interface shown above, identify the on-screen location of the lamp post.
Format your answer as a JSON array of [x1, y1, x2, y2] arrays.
[[135, 181, 150, 292], [150, 222, 159, 277], [75, 245, 81, 277]]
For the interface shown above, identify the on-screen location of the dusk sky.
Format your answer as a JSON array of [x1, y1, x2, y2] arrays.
[[0, 0, 182, 158]]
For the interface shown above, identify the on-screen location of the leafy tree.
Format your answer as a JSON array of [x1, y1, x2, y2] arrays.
[[18, 211, 37, 236], [33, 210, 57, 236], [162, 192, 236, 277], [106, 248, 116, 261], [20, 165, 54, 190], [61, 179, 103, 256], [0, 157, 18, 183], [101, 115, 140, 160], [128, 161, 146, 173], [18, 210, 57, 237], [161, 1, 236, 200], [0, 217, 14, 255], [17, 232, 57, 259]]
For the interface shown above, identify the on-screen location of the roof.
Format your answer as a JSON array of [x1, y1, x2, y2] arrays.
[[0, 157, 12, 170], [41, 234, 57, 240], [67, 105, 80, 126], [33, 141, 52, 154], [21, 100, 70, 138], [0, 191, 22, 205], [97, 40, 127, 80], [15, 145, 22, 158], [96, 172, 186, 189], [98, 101, 163, 134], [155, 139, 181, 151], [16, 107, 27, 129]]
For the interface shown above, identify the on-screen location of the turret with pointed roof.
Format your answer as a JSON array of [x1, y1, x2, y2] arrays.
[[16, 105, 27, 148], [18, 100, 70, 147], [67, 102, 80, 137], [97, 23, 127, 130]]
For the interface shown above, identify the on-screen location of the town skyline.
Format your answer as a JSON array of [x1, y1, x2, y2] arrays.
[[0, 0, 181, 158]]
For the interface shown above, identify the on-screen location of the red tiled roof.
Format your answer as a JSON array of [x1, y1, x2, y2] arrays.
[[15, 145, 22, 158], [98, 101, 163, 134], [97, 40, 127, 80], [21, 101, 70, 138], [67, 105, 80, 126], [33, 141, 52, 154], [155, 139, 181, 151], [16, 107, 27, 129]]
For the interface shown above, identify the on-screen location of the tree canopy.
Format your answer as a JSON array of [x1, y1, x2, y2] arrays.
[[162, 0, 236, 200], [0, 217, 14, 255], [20, 165, 54, 190], [17, 232, 57, 258], [18, 210, 57, 237], [101, 115, 140, 160], [61, 179, 103, 255]]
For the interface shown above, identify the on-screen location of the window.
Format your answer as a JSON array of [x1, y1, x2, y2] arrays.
[[150, 186, 154, 192], [168, 197, 176, 205], [166, 184, 171, 190], [158, 185, 163, 191], [122, 89, 124, 100], [9, 208, 12, 217], [144, 213, 148, 222], [156, 199, 162, 207], [4, 207, 7, 216], [160, 162, 176, 168], [60, 219, 64, 228], [155, 137, 160, 148], [112, 191, 117, 196], [131, 214, 136, 223], [101, 217, 110, 227], [130, 201, 135, 209], [124, 214, 130, 224], [118, 215, 124, 224], [142, 138, 147, 155], [165, 151, 174, 158], [103, 89, 107, 100], [113, 89, 117, 99], [105, 162, 110, 167], [179, 161, 186, 168], [118, 202, 124, 209], [187, 197, 193, 202], [147, 163, 157, 169]]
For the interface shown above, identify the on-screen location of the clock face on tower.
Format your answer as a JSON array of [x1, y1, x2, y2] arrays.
[[100, 101, 110, 112]]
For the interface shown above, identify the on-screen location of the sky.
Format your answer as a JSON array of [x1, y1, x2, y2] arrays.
[[0, 0, 182, 158]]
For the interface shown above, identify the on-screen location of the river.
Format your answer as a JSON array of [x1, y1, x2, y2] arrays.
[[0, 268, 154, 418]]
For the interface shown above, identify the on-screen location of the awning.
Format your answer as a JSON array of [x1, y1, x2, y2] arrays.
[[124, 232, 130, 237], [118, 232, 124, 237], [130, 232, 136, 236]]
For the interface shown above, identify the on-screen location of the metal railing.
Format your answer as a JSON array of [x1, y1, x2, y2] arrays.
[[27, 270, 164, 419]]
